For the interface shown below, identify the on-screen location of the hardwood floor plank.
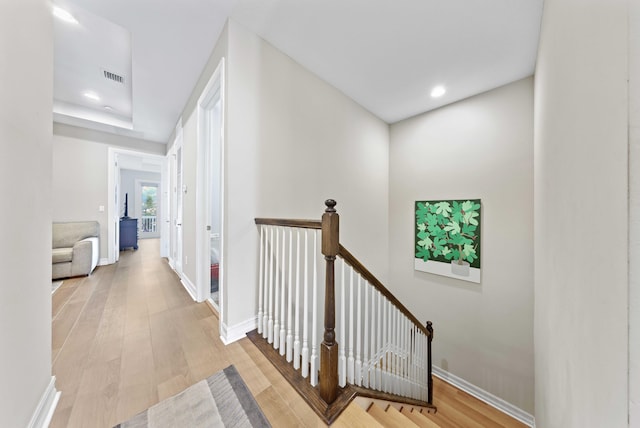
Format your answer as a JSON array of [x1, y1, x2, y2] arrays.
[[52, 277, 81, 317], [255, 386, 306, 427]]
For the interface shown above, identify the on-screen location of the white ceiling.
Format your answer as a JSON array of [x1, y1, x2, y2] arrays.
[[53, 0, 543, 143]]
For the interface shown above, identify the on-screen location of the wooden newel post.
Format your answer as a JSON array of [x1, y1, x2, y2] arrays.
[[426, 321, 434, 405], [320, 199, 339, 404]]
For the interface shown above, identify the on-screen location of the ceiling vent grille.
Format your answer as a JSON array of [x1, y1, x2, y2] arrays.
[[103, 70, 125, 84]]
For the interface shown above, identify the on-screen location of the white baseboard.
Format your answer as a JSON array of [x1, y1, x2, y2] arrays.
[[98, 258, 110, 266], [220, 316, 258, 345], [180, 275, 197, 301], [28, 376, 61, 428], [432, 366, 534, 427]]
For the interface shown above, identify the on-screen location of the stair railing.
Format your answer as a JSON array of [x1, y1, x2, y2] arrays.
[[254, 200, 434, 420]]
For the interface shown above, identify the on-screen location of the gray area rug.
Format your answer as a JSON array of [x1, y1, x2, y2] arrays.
[[115, 365, 270, 428]]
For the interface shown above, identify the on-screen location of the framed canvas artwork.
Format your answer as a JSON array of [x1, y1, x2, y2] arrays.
[[414, 199, 481, 283]]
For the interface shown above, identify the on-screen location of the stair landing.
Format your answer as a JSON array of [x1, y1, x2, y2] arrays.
[[337, 377, 529, 428]]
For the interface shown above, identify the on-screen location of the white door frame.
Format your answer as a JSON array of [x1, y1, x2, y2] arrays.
[[168, 122, 184, 275], [196, 58, 225, 308], [107, 147, 168, 263]]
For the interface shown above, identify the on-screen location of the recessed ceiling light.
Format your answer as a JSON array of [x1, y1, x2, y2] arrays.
[[430, 85, 446, 98], [53, 5, 78, 24], [83, 91, 100, 102]]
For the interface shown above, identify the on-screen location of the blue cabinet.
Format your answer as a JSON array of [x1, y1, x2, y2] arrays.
[[119, 218, 138, 250]]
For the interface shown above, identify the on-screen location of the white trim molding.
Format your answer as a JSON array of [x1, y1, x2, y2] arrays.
[[28, 376, 61, 428], [433, 366, 534, 427], [220, 316, 258, 345], [180, 274, 198, 302], [98, 258, 110, 266]]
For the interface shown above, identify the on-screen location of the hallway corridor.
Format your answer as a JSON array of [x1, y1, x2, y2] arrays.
[[50, 239, 324, 427]]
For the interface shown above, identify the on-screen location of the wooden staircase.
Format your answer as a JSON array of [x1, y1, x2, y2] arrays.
[[330, 377, 531, 428], [334, 401, 441, 428], [253, 200, 436, 424]]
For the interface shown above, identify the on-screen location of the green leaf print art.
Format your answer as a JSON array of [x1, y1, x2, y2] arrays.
[[414, 199, 481, 283]]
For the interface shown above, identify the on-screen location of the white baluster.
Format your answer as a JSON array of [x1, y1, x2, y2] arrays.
[[416, 330, 421, 400], [419, 331, 425, 400], [376, 290, 382, 389], [395, 309, 400, 394], [409, 327, 415, 398], [279, 227, 286, 355], [273, 227, 280, 350], [268, 227, 274, 343], [390, 306, 396, 394], [415, 327, 421, 399], [402, 315, 408, 396], [394, 308, 399, 395], [383, 299, 389, 393], [347, 266, 355, 384], [362, 281, 369, 388], [262, 226, 269, 337], [286, 228, 293, 361], [293, 230, 301, 370], [257, 226, 264, 335], [310, 230, 319, 386], [369, 287, 376, 390], [404, 318, 413, 396], [355, 274, 362, 386], [394, 308, 400, 395], [339, 258, 346, 387], [380, 298, 385, 392], [424, 331, 429, 400], [411, 326, 418, 397], [301, 230, 309, 378]]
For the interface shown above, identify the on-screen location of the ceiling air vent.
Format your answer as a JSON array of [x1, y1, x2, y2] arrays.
[[103, 69, 125, 84]]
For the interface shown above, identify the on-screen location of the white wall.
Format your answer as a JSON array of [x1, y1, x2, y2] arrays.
[[389, 78, 534, 413], [534, 0, 629, 426], [0, 0, 54, 425], [222, 20, 390, 329], [53, 124, 165, 259], [629, 0, 639, 425], [175, 20, 390, 337]]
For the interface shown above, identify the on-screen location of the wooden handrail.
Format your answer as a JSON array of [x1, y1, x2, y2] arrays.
[[254, 218, 322, 229], [337, 244, 432, 339]]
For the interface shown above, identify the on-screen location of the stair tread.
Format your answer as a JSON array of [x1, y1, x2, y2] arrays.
[[400, 407, 441, 428], [418, 407, 464, 428], [367, 403, 420, 428], [333, 402, 384, 428]]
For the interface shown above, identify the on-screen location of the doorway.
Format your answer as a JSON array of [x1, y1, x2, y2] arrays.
[[136, 180, 161, 239], [107, 148, 168, 264], [196, 58, 225, 310]]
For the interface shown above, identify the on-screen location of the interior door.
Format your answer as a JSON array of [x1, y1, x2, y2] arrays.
[[174, 145, 183, 275]]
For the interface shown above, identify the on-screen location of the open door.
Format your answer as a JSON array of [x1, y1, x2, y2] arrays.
[[196, 58, 224, 308], [169, 124, 184, 276]]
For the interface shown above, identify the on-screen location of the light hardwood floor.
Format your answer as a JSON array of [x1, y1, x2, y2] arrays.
[[51, 239, 528, 427]]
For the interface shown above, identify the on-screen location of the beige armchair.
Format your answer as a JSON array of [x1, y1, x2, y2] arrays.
[[52, 221, 100, 280]]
